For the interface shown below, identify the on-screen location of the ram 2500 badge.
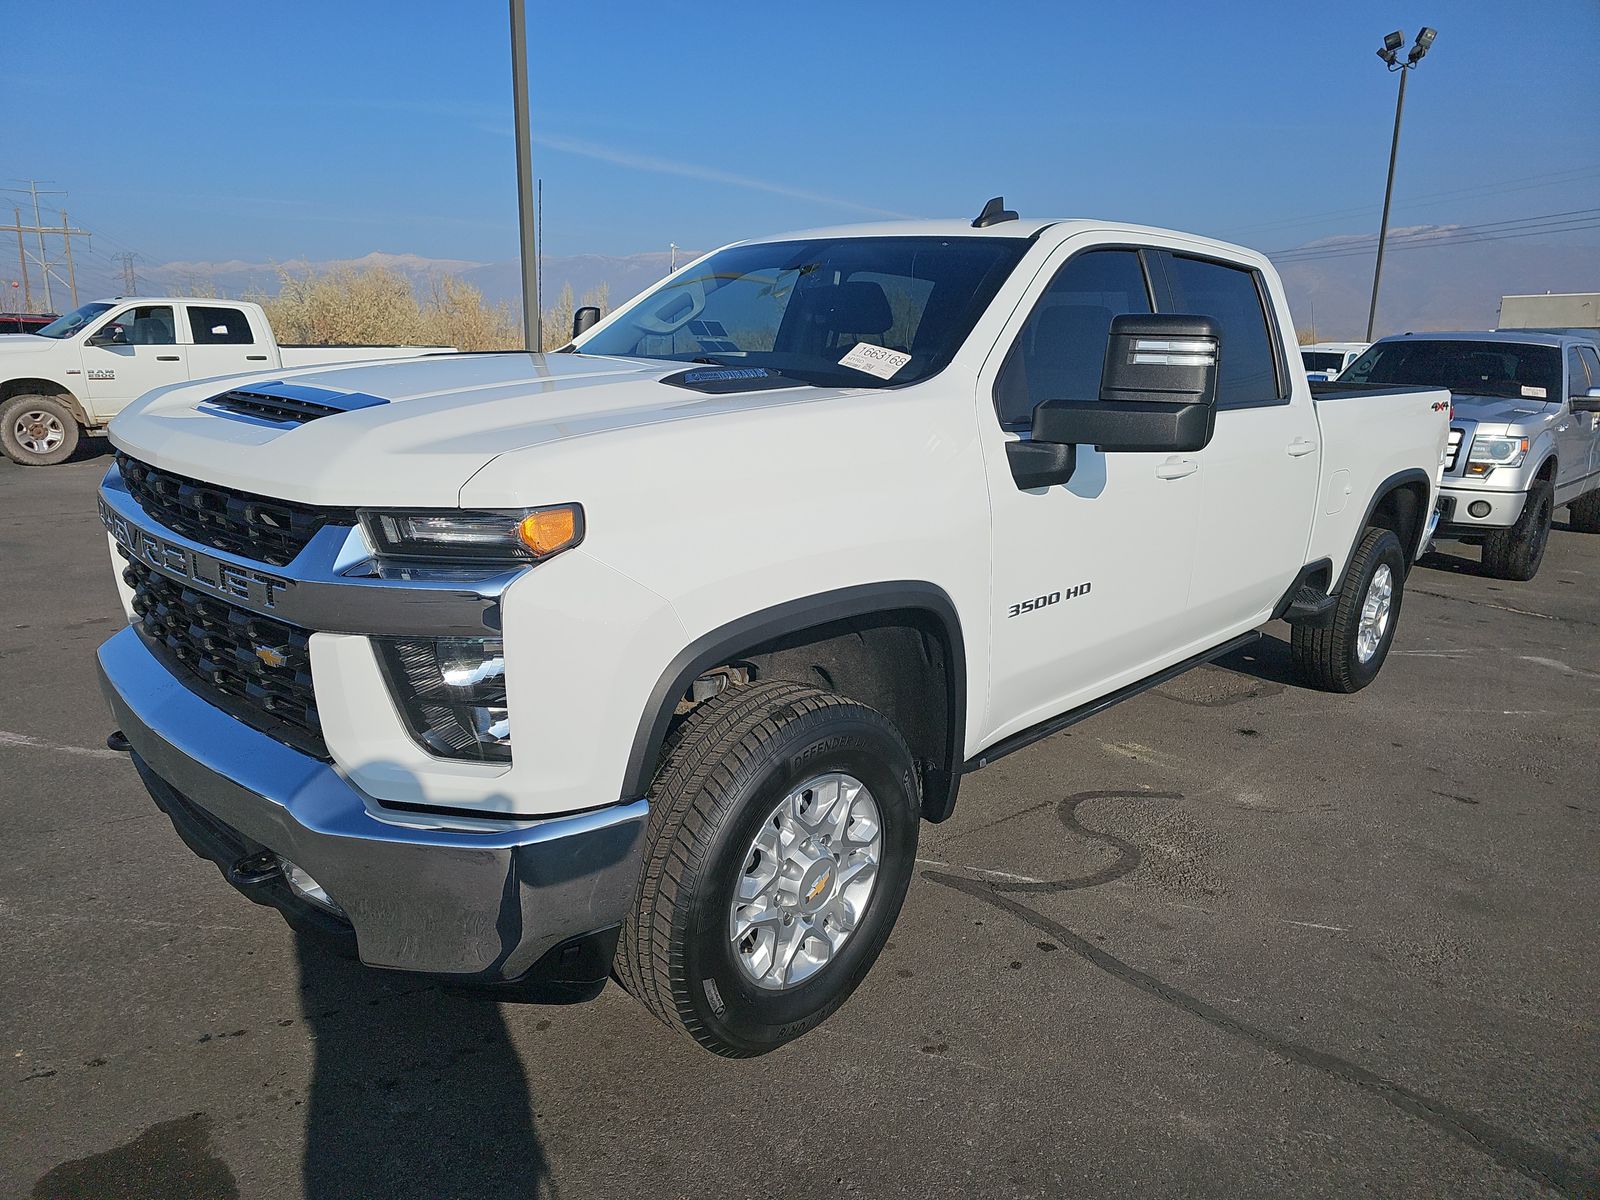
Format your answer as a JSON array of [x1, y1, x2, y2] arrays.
[[96, 202, 1449, 1055]]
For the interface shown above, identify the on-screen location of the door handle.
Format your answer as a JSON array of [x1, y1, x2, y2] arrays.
[[1155, 457, 1199, 480], [246, 354, 268, 361], [156, 355, 180, 362], [1287, 438, 1318, 457]]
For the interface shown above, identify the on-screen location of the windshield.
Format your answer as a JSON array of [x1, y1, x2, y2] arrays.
[[1301, 351, 1346, 372], [35, 302, 114, 339], [575, 236, 1031, 387], [1341, 339, 1562, 400]]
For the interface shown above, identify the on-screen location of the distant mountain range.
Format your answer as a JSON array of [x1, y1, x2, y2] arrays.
[[23, 236, 1600, 340]]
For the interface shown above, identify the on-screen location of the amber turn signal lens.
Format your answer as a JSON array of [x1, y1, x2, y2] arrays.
[[517, 506, 579, 557]]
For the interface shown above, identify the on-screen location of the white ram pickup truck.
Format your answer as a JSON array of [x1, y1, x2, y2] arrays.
[[0, 297, 450, 466], [95, 206, 1449, 1056]]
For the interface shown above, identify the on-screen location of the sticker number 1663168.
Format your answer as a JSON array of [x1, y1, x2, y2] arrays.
[[1009, 581, 1091, 618]]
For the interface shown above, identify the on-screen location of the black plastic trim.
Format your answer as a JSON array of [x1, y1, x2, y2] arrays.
[[965, 631, 1261, 771], [621, 582, 967, 820], [1349, 467, 1433, 567], [1271, 557, 1337, 625]]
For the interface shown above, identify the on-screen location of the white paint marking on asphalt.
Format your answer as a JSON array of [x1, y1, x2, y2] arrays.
[[915, 858, 1044, 885], [1391, 650, 1470, 657], [0, 729, 124, 760], [1518, 655, 1600, 680], [1282, 920, 1349, 932]]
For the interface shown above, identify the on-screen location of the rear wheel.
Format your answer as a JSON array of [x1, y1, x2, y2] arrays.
[[1569, 488, 1600, 534], [1481, 479, 1553, 581], [0, 394, 80, 466], [1291, 527, 1407, 693], [617, 680, 920, 1057]]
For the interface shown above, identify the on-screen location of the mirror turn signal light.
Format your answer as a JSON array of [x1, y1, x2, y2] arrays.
[[518, 506, 581, 557]]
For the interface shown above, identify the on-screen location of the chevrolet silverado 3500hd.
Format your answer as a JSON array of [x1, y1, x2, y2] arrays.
[[96, 207, 1449, 1055]]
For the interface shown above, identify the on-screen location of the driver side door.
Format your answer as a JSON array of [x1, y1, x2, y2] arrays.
[[975, 240, 1204, 747], [82, 304, 190, 420]]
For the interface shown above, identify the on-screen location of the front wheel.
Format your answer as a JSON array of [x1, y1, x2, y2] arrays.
[[1481, 479, 1552, 581], [616, 680, 920, 1057], [0, 394, 81, 466], [1291, 527, 1407, 693]]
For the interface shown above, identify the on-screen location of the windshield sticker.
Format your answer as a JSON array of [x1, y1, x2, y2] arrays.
[[839, 343, 911, 380], [1521, 385, 1546, 398]]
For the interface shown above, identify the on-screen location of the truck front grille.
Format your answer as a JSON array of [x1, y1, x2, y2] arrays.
[[1445, 427, 1464, 473], [116, 452, 353, 568], [123, 554, 327, 758]]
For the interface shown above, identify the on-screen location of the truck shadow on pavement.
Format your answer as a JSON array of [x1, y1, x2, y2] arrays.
[[919, 791, 1595, 1198], [295, 935, 553, 1200]]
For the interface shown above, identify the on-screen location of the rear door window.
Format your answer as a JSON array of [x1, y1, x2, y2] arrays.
[[189, 306, 254, 345], [1152, 253, 1284, 407]]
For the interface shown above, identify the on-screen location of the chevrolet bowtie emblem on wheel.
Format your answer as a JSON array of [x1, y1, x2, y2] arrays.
[[806, 872, 831, 904], [254, 644, 289, 669]]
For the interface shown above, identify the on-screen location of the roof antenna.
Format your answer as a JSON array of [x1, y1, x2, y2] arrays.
[[971, 196, 1019, 228]]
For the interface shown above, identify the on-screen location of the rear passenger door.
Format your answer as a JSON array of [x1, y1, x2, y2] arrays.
[[1149, 251, 1321, 632], [1566, 344, 1600, 494], [185, 304, 270, 384]]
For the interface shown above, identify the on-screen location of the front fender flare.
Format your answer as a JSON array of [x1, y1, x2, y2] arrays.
[[620, 581, 967, 819]]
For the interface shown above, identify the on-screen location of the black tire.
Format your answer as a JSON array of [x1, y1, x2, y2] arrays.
[[616, 679, 920, 1057], [1569, 488, 1600, 534], [1481, 478, 1553, 581], [0, 393, 80, 466], [1291, 527, 1407, 693]]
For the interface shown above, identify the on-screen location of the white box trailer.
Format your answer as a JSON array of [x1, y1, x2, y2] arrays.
[[1498, 292, 1600, 335]]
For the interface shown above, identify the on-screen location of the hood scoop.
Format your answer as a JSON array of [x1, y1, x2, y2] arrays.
[[199, 380, 389, 427]]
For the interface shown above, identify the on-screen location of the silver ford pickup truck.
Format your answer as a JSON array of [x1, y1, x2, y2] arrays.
[[1338, 331, 1600, 579]]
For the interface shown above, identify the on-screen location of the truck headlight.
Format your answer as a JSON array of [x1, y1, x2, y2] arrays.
[[1465, 435, 1527, 476], [360, 505, 582, 564], [375, 637, 510, 761]]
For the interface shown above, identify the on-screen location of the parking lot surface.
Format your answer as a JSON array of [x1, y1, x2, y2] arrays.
[[3, 450, 1597, 1199]]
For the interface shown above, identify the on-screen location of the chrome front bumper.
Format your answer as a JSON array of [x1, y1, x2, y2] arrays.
[[98, 627, 648, 981]]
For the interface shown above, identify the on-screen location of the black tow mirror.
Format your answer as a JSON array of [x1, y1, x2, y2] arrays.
[[1031, 314, 1221, 453], [86, 327, 126, 347], [1573, 387, 1600, 414], [572, 306, 601, 338]]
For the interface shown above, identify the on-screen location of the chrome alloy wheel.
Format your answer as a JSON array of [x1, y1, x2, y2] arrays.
[[1356, 563, 1394, 663], [14, 409, 65, 455], [728, 772, 883, 991]]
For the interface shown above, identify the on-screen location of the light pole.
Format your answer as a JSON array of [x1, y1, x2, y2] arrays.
[[510, 0, 541, 351], [1365, 26, 1437, 341]]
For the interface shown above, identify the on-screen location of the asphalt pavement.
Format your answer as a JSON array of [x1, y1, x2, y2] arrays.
[[3, 447, 1596, 1199]]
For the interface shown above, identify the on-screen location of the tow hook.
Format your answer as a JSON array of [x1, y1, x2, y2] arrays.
[[228, 851, 282, 888], [106, 730, 131, 753]]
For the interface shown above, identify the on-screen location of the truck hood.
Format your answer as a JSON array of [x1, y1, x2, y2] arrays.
[[0, 334, 54, 355], [109, 351, 860, 507], [1447, 391, 1558, 434]]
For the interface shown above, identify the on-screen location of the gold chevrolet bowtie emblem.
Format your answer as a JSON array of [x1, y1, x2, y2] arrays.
[[254, 644, 289, 669], [806, 872, 831, 903]]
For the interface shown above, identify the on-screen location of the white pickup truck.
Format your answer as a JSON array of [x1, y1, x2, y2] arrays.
[[0, 297, 449, 466], [95, 206, 1449, 1056]]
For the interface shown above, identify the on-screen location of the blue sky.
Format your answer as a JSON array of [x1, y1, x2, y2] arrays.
[[3, 0, 1598, 272]]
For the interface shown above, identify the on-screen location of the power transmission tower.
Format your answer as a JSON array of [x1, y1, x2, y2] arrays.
[[118, 251, 141, 293], [2, 181, 92, 310]]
